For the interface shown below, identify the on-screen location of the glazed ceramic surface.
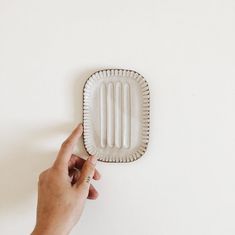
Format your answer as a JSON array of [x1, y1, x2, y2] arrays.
[[83, 69, 150, 162]]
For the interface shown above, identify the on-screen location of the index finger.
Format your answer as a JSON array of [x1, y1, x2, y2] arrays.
[[53, 123, 83, 169]]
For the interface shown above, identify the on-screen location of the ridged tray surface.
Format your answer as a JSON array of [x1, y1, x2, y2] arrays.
[[83, 69, 150, 162]]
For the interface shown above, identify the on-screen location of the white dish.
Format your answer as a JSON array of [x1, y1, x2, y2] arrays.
[[83, 69, 150, 163]]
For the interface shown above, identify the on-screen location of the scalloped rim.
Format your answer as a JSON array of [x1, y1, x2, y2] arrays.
[[82, 69, 150, 163]]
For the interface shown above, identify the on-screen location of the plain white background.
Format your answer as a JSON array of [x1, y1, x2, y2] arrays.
[[0, 0, 235, 234]]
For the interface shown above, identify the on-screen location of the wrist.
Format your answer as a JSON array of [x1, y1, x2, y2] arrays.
[[31, 223, 69, 235]]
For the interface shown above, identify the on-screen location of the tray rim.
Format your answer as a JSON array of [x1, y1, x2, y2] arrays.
[[82, 68, 150, 163]]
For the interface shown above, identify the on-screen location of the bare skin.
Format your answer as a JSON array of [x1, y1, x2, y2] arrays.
[[31, 123, 101, 235]]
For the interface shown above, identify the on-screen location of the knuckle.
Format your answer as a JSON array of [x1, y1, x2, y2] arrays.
[[39, 170, 46, 179], [62, 140, 70, 147], [61, 139, 71, 149], [85, 161, 95, 172], [38, 170, 48, 184], [79, 181, 89, 193], [81, 164, 95, 180], [61, 137, 72, 147], [51, 162, 62, 170]]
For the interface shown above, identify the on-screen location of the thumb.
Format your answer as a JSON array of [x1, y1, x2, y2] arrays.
[[75, 156, 97, 197]]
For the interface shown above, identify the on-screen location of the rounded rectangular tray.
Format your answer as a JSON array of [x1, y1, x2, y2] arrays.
[[83, 69, 150, 162]]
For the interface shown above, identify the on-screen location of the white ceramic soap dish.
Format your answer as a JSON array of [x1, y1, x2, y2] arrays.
[[83, 69, 150, 163]]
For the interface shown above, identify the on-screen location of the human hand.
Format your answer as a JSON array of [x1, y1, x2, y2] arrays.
[[31, 123, 101, 235]]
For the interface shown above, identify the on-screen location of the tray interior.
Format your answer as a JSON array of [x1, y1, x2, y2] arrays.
[[83, 69, 150, 162]]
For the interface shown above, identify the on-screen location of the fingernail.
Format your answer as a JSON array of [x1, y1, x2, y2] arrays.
[[77, 123, 83, 129], [76, 123, 83, 133], [89, 156, 97, 165]]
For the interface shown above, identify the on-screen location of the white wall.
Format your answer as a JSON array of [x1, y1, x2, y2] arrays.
[[0, 0, 235, 234]]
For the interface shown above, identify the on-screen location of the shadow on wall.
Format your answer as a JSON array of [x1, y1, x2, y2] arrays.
[[0, 124, 69, 213], [0, 68, 102, 214]]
